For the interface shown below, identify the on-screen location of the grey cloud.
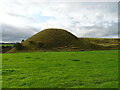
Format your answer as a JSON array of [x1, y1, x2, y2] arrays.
[[7, 13, 26, 18], [81, 22, 118, 38], [2, 24, 39, 42]]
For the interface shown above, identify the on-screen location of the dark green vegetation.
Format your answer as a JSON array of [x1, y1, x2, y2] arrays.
[[0, 43, 14, 47], [2, 50, 118, 88], [0, 43, 14, 53], [7, 28, 119, 53]]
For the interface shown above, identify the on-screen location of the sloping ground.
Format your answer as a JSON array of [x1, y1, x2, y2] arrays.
[[7, 28, 120, 53], [79, 38, 119, 50], [22, 28, 78, 49], [80, 38, 119, 45]]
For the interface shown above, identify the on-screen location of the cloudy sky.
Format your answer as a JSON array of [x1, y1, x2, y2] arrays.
[[0, 0, 119, 43]]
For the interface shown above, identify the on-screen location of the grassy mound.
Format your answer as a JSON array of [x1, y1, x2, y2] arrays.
[[22, 28, 78, 49], [7, 28, 119, 53]]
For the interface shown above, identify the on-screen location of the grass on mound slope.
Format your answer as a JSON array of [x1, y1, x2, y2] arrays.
[[22, 28, 78, 49], [7, 28, 119, 53], [2, 50, 118, 88], [8, 28, 103, 52]]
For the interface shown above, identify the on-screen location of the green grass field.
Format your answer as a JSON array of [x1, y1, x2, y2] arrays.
[[2, 50, 118, 88]]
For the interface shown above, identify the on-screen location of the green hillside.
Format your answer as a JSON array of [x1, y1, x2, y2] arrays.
[[7, 28, 119, 53], [22, 28, 78, 49]]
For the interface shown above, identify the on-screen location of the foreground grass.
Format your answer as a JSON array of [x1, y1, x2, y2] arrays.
[[2, 50, 118, 88]]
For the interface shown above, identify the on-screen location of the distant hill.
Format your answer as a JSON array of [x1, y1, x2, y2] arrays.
[[0, 43, 14, 53], [7, 28, 120, 53]]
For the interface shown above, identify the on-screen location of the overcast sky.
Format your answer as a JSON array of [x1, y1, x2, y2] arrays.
[[0, 0, 119, 43]]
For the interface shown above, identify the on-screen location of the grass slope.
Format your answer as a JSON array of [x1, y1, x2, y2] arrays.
[[22, 28, 78, 49], [79, 38, 119, 46], [7, 28, 119, 53], [2, 50, 118, 88]]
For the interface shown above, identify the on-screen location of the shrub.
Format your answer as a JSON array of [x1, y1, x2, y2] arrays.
[[13, 43, 23, 50]]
